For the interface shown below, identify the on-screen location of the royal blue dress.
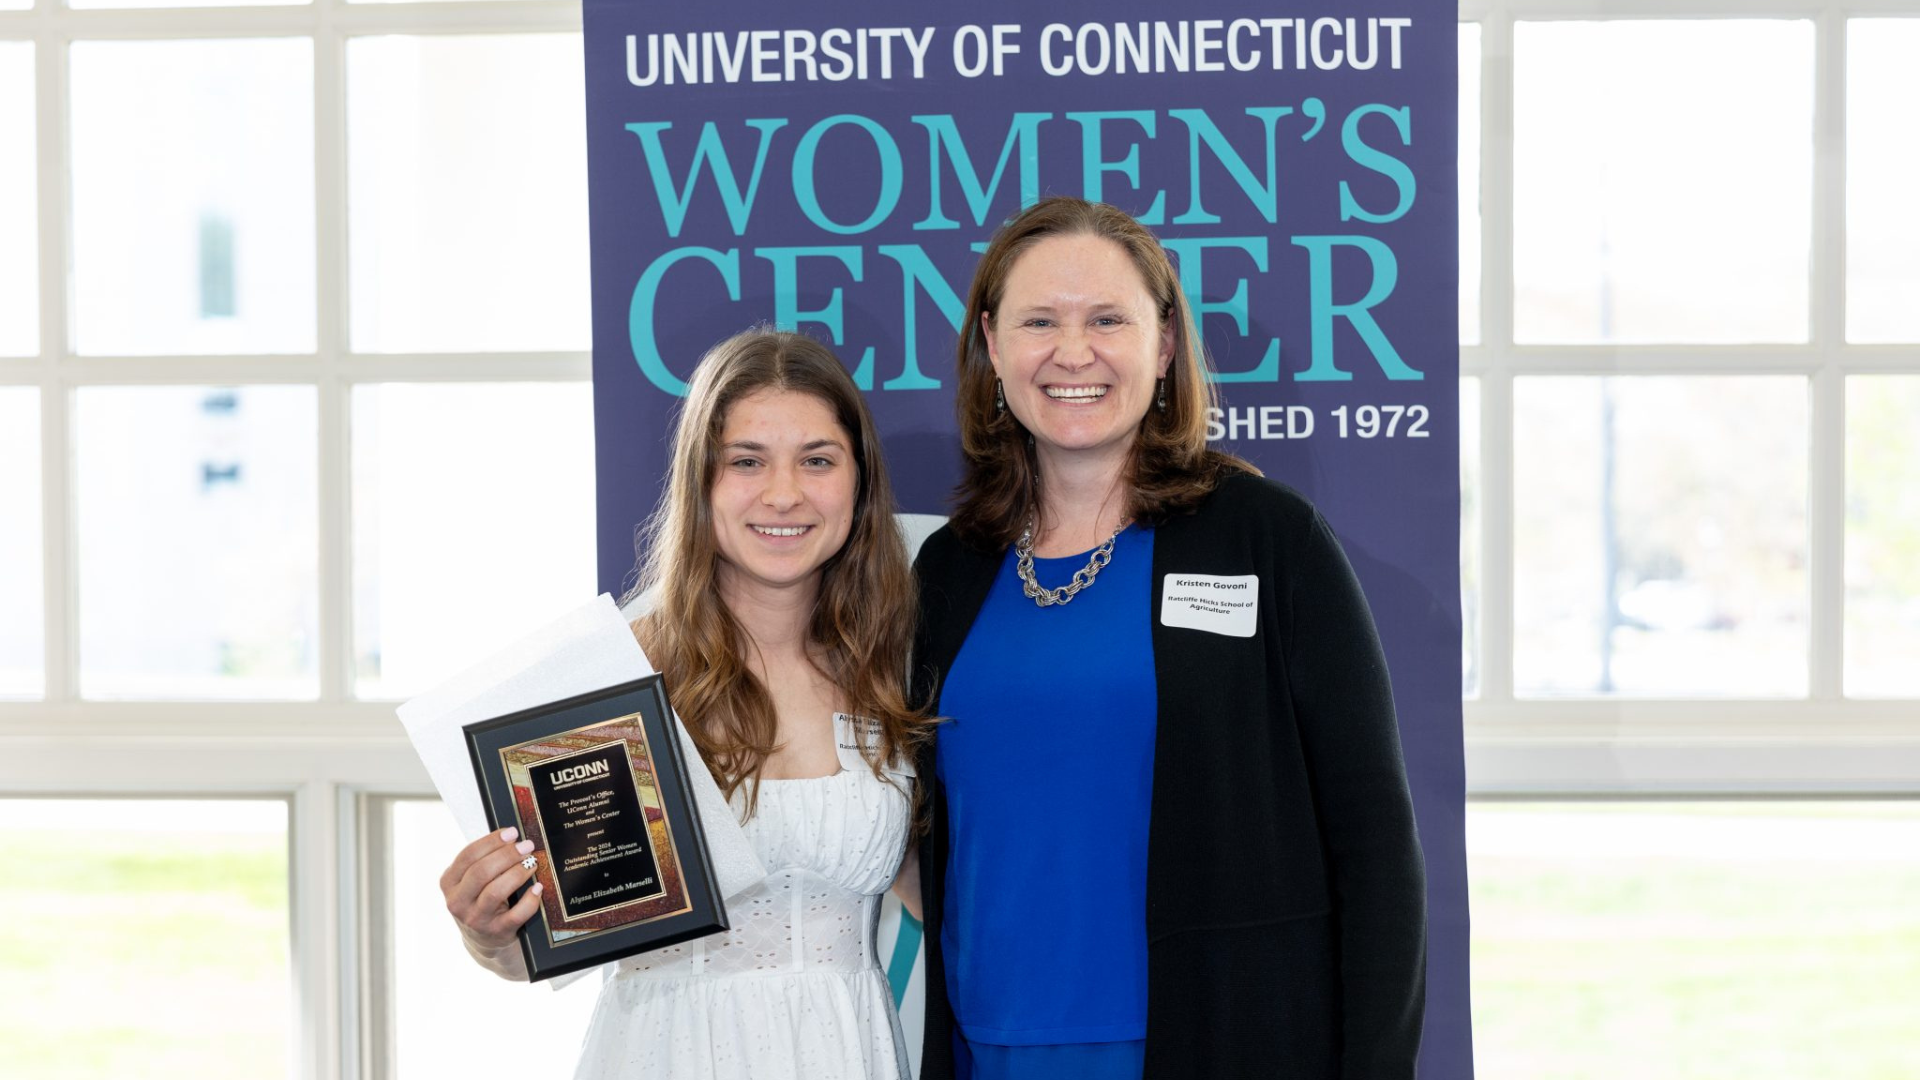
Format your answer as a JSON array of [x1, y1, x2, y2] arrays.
[[935, 525, 1157, 1080]]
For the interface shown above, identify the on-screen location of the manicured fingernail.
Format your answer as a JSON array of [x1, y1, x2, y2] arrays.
[[531, 882, 543, 895], [515, 839, 534, 855], [500, 827, 519, 843]]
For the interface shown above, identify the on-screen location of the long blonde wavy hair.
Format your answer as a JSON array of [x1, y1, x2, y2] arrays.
[[627, 329, 929, 817]]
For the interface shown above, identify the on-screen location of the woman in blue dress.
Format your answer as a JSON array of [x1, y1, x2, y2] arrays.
[[910, 198, 1427, 1080]]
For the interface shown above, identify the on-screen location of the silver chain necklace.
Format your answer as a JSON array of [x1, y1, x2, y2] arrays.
[[1014, 518, 1127, 607]]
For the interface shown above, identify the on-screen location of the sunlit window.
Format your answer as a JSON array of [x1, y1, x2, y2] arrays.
[[1513, 377, 1809, 697], [1846, 377, 1920, 697], [1513, 21, 1813, 344], [69, 39, 316, 356], [0, 799, 293, 1079], [347, 34, 591, 354], [1471, 800, 1920, 1079], [0, 389, 41, 699], [0, 43, 35, 357], [75, 386, 320, 700], [1846, 19, 1920, 343], [382, 799, 601, 1077], [1458, 23, 1481, 347], [351, 383, 597, 700]]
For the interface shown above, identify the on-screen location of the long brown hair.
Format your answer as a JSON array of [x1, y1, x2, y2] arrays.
[[628, 329, 929, 816], [951, 197, 1255, 550]]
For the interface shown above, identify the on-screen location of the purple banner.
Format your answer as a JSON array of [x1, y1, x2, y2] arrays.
[[584, 4, 1467, 1075]]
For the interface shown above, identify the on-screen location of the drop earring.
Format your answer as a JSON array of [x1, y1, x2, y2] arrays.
[[995, 379, 1006, 415], [1156, 377, 1167, 413]]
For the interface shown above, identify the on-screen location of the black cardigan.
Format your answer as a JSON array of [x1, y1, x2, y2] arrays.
[[911, 473, 1426, 1079]]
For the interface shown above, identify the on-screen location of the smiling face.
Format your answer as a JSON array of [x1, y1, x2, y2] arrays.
[[709, 388, 857, 604], [985, 233, 1175, 477]]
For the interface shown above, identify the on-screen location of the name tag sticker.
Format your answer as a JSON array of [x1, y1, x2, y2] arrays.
[[1160, 574, 1259, 638], [833, 713, 915, 779]]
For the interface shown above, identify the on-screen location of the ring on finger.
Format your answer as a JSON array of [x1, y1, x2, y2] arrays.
[[521, 855, 538, 871]]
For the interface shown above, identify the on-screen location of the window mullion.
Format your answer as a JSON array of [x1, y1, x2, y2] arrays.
[[51, 6, 320, 41], [320, 377, 351, 704], [37, 383, 71, 703], [1482, 13, 1514, 358], [1810, 364, 1845, 699], [316, 2, 346, 364], [1811, 9, 1846, 350], [36, 18, 73, 705], [317, 3, 351, 706], [291, 781, 343, 1080], [1808, 10, 1850, 701], [338, 787, 378, 1080], [1479, 12, 1516, 706]]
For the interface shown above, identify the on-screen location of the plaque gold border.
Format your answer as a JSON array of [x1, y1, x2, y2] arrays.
[[501, 716, 697, 945]]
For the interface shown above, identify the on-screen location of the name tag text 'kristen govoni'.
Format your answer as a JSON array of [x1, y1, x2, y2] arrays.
[[1160, 574, 1258, 637]]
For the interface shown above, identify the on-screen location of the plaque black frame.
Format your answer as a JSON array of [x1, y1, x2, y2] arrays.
[[464, 674, 727, 982]]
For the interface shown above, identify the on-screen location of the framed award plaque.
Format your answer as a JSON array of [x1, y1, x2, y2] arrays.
[[463, 675, 727, 982]]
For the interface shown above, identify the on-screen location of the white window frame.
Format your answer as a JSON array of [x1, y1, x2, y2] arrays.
[[1459, 0, 1920, 795], [0, 2, 587, 1077]]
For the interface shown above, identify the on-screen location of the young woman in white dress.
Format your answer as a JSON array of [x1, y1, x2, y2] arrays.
[[439, 328, 932, 1080]]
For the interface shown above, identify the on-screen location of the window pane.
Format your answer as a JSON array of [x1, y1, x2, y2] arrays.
[[70, 39, 315, 356], [0, 799, 292, 1080], [1513, 377, 1808, 696], [348, 35, 590, 354], [1471, 800, 1920, 1080], [1846, 376, 1920, 697], [1458, 24, 1480, 347], [1513, 22, 1812, 344], [77, 386, 318, 699], [0, 389, 41, 698], [385, 800, 600, 1077], [1847, 20, 1920, 343], [352, 383, 595, 700], [0, 43, 35, 357], [1460, 377, 1480, 698]]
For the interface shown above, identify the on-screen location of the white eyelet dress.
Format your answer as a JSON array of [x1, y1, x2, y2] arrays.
[[572, 766, 912, 1080]]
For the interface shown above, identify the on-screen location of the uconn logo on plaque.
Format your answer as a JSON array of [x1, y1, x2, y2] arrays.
[[552, 759, 614, 784]]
